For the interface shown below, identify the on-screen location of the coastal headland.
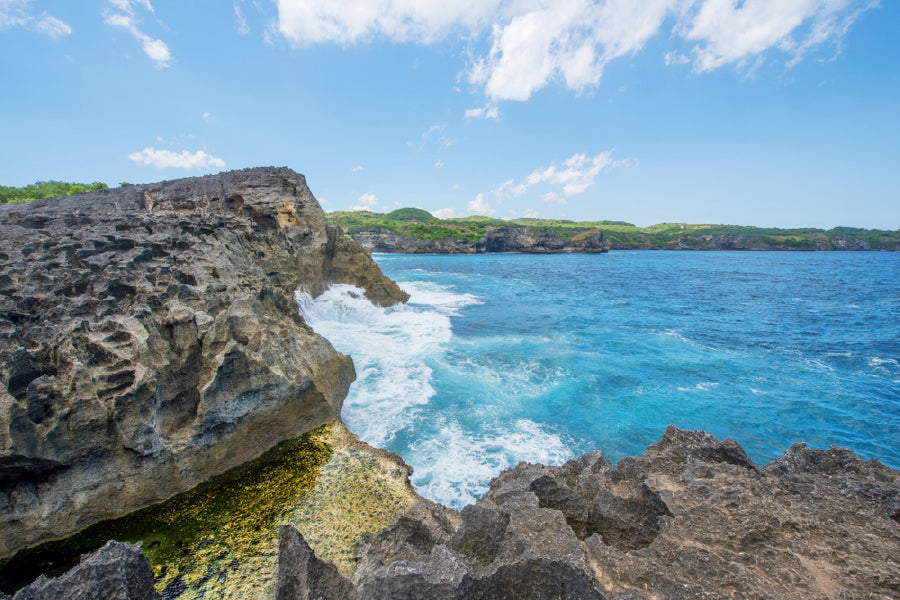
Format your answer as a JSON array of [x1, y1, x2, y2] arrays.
[[328, 208, 900, 253], [1, 169, 898, 599]]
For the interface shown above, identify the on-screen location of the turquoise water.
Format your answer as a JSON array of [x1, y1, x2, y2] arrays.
[[297, 251, 900, 508]]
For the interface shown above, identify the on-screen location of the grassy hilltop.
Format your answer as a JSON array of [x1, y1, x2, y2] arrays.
[[327, 208, 900, 251]]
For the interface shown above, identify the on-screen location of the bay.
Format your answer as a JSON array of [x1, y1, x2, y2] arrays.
[[296, 251, 900, 509]]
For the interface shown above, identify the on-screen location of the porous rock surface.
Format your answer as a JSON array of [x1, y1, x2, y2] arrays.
[[0, 167, 407, 556], [278, 426, 900, 599], [9, 541, 158, 600]]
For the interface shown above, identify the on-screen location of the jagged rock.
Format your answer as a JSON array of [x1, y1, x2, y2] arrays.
[[12, 541, 158, 600], [277, 524, 354, 600], [0, 167, 407, 556], [278, 426, 900, 599]]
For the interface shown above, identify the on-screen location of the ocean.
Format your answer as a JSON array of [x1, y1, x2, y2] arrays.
[[296, 251, 900, 509]]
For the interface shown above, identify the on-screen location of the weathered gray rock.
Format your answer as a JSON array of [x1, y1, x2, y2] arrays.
[[278, 426, 900, 600], [12, 541, 158, 600], [0, 167, 407, 556], [277, 524, 354, 600]]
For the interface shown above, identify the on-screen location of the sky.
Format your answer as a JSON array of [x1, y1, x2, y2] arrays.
[[1, 0, 898, 229]]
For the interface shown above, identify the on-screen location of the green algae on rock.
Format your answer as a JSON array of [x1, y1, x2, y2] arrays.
[[0, 421, 418, 599]]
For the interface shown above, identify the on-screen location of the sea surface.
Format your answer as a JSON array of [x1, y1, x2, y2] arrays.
[[296, 251, 900, 509]]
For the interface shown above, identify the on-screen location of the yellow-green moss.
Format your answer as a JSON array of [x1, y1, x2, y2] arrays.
[[0, 422, 418, 599]]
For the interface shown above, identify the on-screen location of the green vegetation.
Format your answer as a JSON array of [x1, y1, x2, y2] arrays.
[[0, 423, 415, 599], [326, 208, 900, 250], [0, 181, 108, 204]]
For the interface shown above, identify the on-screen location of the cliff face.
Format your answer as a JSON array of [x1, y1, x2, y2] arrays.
[[348, 226, 610, 254], [0, 167, 407, 557], [278, 427, 900, 600]]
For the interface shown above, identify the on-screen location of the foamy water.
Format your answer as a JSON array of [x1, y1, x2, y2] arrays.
[[297, 281, 574, 507], [298, 251, 900, 509]]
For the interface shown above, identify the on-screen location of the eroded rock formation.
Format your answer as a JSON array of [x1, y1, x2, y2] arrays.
[[278, 426, 900, 599], [0, 167, 407, 556], [9, 541, 158, 600]]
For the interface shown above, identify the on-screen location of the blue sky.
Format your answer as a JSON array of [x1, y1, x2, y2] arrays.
[[1, 0, 898, 228]]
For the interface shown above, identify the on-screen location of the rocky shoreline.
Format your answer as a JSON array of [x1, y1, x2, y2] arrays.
[[1, 169, 898, 599]]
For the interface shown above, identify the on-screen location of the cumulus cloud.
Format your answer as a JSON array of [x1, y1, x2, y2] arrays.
[[432, 207, 458, 219], [467, 194, 496, 216], [352, 165, 363, 172], [683, 0, 876, 72], [349, 192, 379, 211], [473, 150, 631, 213], [128, 147, 226, 170], [104, 0, 171, 67], [273, 0, 877, 102], [0, 0, 71, 37]]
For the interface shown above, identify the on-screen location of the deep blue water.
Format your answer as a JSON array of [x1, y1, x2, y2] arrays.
[[297, 251, 900, 508]]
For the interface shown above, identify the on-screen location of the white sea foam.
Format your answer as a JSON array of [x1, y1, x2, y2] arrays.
[[408, 419, 574, 509], [295, 281, 574, 508], [295, 283, 479, 448], [677, 382, 720, 392]]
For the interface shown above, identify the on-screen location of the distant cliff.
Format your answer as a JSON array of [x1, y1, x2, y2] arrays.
[[0, 167, 407, 556], [350, 225, 610, 254], [327, 209, 900, 252]]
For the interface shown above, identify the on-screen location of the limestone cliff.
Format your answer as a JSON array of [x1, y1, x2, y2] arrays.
[[349, 226, 610, 254], [278, 427, 900, 600], [0, 167, 407, 557]]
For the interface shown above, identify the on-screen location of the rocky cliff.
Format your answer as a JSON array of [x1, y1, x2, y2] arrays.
[[0, 167, 407, 557], [349, 226, 610, 254], [278, 426, 900, 600]]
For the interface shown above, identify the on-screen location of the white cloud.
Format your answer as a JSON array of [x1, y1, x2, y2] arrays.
[[684, 0, 874, 72], [104, 0, 171, 67], [541, 192, 568, 205], [664, 50, 690, 65], [523, 208, 540, 218], [432, 207, 458, 219], [434, 160, 445, 168], [202, 112, 210, 121], [234, 0, 250, 35], [272, 0, 877, 103], [128, 147, 226, 170], [464, 104, 500, 120], [476, 150, 632, 210], [525, 151, 616, 196], [352, 165, 363, 172], [274, 0, 502, 45], [0, 0, 71, 37], [467, 193, 496, 216], [349, 192, 379, 211]]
